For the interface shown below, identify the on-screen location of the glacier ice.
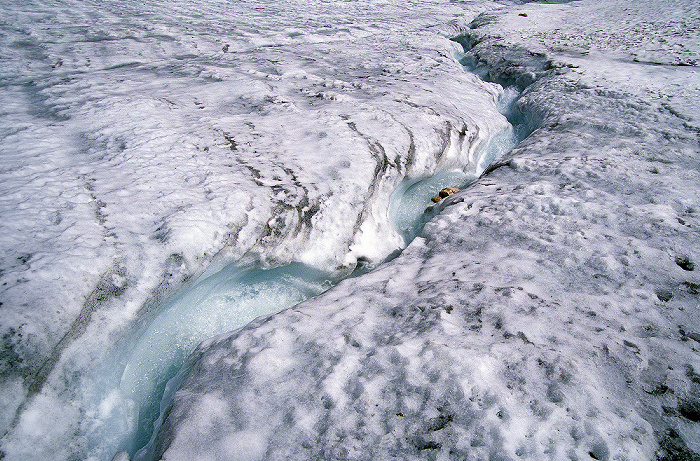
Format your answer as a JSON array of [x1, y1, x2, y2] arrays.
[[389, 81, 531, 246], [1, 0, 699, 460], [118, 262, 335, 453]]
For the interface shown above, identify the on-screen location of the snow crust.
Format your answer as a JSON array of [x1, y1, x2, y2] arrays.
[[143, 0, 700, 460]]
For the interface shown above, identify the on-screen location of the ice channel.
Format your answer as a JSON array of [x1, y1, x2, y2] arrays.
[[389, 85, 531, 245], [97, 68, 532, 461]]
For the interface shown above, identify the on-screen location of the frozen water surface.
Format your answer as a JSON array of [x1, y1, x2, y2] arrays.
[[1, 0, 700, 460]]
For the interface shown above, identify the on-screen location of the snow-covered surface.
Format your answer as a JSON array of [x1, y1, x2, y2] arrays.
[[1, 0, 699, 460], [0, 0, 510, 459], [143, 1, 700, 460]]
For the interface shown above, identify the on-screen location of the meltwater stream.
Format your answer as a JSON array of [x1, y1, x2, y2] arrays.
[[390, 85, 530, 245], [84, 263, 340, 459], [95, 81, 531, 460]]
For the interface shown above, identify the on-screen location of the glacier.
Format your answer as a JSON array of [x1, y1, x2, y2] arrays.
[[0, 0, 699, 460]]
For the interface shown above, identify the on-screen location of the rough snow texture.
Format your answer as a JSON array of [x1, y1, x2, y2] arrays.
[[147, 1, 700, 460]]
